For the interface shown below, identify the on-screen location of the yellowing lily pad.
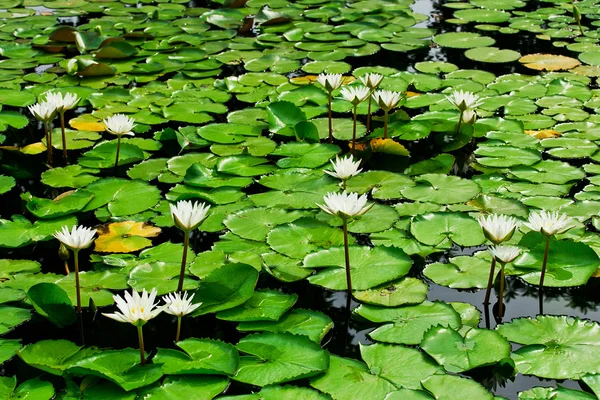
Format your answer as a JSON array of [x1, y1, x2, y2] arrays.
[[519, 54, 580, 71], [525, 129, 562, 139], [95, 221, 161, 253], [370, 138, 410, 156], [289, 75, 355, 86], [69, 114, 106, 132]]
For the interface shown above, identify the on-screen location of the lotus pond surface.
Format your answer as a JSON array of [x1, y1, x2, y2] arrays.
[[2, 0, 600, 399]]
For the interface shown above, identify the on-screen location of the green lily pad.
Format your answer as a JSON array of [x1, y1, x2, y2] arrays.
[[401, 174, 481, 204], [424, 255, 492, 289], [411, 212, 486, 247], [353, 278, 428, 307], [237, 309, 333, 343], [216, 290, 297, 322], [154, 338, 239, 376]]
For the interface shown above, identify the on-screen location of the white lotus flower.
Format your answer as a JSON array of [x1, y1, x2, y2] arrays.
[[373, 89, 403, 112], [103, 114, 136, 136], [163, 292, 201, 317], [489, 245, 521, 264], [170, 200, 211, 232], [316, 73, 343, 92], [478, 214, 519, 244], [324, 155, 362, 181], [44, 91, 80, 112], [359, 73, 384, 89], [317, 191, 373, 219], [103, 288, 166, 327], [462, 109, 477, 124], [52, 225, 96, 250], [524, 210, 574, 236], [446, 90, 482, 111], [28, 101, 57, 122], [340, 86, 371, 105]]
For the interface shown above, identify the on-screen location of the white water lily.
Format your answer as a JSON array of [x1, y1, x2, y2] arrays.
[[44, 91, 80, 112], [489, 245, 521, 264], [170, 200, 211, 232], [359, 73, 384, 89], [103, 114, 136, 136], [163, 292, 201, 317], [524, 210, 574, 236], [28, 101, 57, 122], [52, 225, 96, 250], [103, 288, 166, 327], [340, 86, 371, 105], [478, 214, 519, 244], [324, 155, 362, 181], [373, 89, 403, 112], [462, 109, 477, 124], [317, 191, 373, 219], [446, 90, 482, 111], [316, 73, 343, 92]]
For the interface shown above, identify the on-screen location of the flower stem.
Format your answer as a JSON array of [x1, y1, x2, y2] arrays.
[[342, 218, 352, 297], [341, 178, 347, 191], [60, 111, 68, 164], [350, 105, 357, 154], [498, 264, 505, 318], [44, 122, 53, 166], [115, 135, 121, 168], [177, 230, 190, 292], [175, 316, 182, 342], [383, 110, 389, 139], [327, 92, 333, 143], [366, 95, 372, 134], [74, 250, 82, 314], [64, 260, 70, 275], [483, 257, 496, 305], [455, 110, 463, 136], [137, 325, 145, 365], [538, 235, 551, 309]]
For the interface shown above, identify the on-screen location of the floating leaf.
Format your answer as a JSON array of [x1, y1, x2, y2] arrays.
[[95, 221, 161, 253], [519, 54, 581, 71]]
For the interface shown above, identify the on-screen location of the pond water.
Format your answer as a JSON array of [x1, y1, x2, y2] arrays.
[[1, 0, 600, 399]]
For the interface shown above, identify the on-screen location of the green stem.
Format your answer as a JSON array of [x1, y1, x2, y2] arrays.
[[74, 250, 81, 313], [137, 325, 145, 365], [175, 316, 182, 342], [498, 264, 505, 318], [327, 92, 333, 143], [60, 111, 68, 164], [383, 110, 389, 139], [350, 104, 357, 154], [177, 230, 190, 292], [115, 135, 121, 168], [483, 257, 496, 305], [64, 260, 70, 275], [538, 235, 551, 307], [366, 95, 372, 134], [44, 122, 53, 166], [455, 110, 464, 135], [341, 178, 347, 191], [342, 218, 352, 297]]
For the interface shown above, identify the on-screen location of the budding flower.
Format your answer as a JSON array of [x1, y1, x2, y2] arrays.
[[359, 73, 384, 90], [489, 245, 521, 264], [478, 214, 519, 245]]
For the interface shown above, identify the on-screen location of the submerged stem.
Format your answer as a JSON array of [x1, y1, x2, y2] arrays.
[[177, 230, 190, 292], [483, 257, 496, 305], [60, 111, 68, 164], [115, 135, 122, 168], [342, 218, 352, 297], [138, 325, 145, 365], [327, 92, 333, 143]]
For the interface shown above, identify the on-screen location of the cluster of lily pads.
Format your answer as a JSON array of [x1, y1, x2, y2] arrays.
[[1, 0, 600, 398]]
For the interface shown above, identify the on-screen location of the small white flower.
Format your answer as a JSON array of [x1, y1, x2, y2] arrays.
[[446, 90, 482, 111], [324, 155, 362, 181], [524, 210, 574, 236], [28, 101, 57, 122], [170, 200, 211, 232], [478, 214, 519, 244], [359, 73, 384, 90], [462, 109, 477, 124], [52, 225, 96, 251], [340, 86, 371, 105], [373, 89, 403, 112], [103, 114, 136, 136], [317, 191, 373, 219], [44, 91, 80, 112], [103, 288, 166, 327], [316, 73, 343, 92], [163, 292, 201, 317], [489, 245, 521, 264]]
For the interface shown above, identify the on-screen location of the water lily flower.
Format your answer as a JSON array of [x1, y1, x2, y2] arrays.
[[53, 225, 96, 314], [324, 155, 362, 189], [44, 92, 80, 164], [340, 86, 370, 105], [29, 101, 58, 165], [462, 109, 477, 124], [163, 291, 202, 341], [524, 210, 574, 236], [103, 114, 136, 168], [446, 90, 482, 112], [103, 288, 166, 365], [478, 214, 519, 245], [317, 191, 373, 220], [316, 73, 344, 92], [373, 89, 404, 138], [359, 73, 384, 90], [488, 245, 522, 318], [170, 200, 211, 292]]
